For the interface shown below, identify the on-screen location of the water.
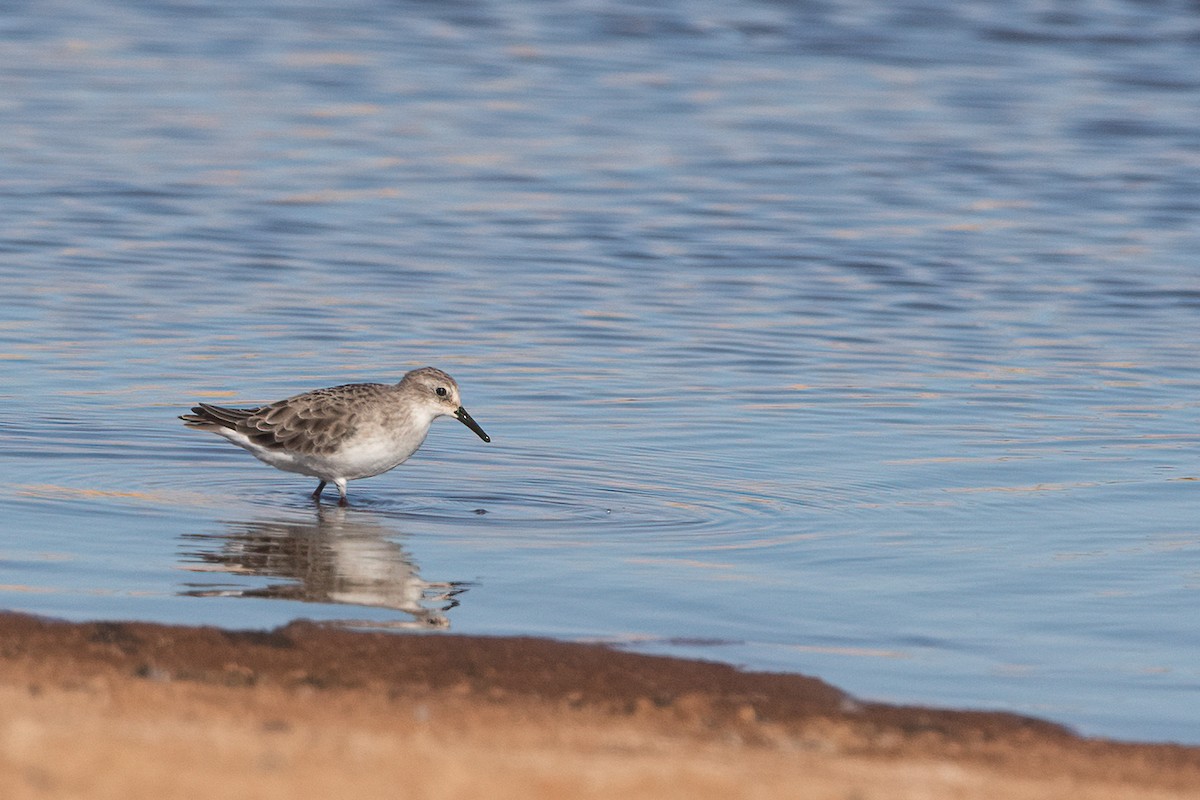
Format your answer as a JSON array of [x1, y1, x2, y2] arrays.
[[2, 0, 1199, 744]]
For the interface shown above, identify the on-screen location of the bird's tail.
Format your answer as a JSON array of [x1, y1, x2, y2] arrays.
[[180, 403, 259, 431]]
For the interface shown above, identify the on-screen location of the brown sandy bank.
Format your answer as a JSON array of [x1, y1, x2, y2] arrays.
[[0, 611, 1194, 799]]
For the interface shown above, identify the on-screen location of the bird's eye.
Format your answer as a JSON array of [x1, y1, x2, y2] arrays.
[[435, 387, 447, 397]]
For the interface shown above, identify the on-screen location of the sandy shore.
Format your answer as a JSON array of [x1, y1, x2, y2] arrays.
[[0, 611, 1194, 799]]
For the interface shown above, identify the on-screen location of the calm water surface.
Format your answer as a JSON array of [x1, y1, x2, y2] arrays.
[[2, 1, 1199, 743]]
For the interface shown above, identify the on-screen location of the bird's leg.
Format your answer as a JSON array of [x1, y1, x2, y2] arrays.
[[311, 480, 327, 502], [335, 478, 348, 507]]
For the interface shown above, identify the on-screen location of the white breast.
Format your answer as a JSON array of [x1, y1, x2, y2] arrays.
[[212, 403, 438, 482]]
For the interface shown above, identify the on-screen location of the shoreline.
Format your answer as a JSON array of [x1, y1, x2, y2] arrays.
[[0, 610, 1195, 798]]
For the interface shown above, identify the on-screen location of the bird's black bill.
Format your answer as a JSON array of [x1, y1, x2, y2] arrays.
[[455, 406, 491, 442]]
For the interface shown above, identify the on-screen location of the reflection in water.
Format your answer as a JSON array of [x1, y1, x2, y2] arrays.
[[179, 506, 465, 629]]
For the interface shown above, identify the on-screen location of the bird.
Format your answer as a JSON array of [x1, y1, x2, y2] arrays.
[[180, 366, 490, 505]]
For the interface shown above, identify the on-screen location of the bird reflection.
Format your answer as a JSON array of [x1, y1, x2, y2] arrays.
[[179, 505, 466, 629]]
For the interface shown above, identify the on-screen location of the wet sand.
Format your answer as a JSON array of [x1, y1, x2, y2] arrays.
[[0, 611, 1195, 799]]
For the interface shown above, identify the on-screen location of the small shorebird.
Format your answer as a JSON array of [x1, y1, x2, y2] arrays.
[[181, 367, 490, 505]]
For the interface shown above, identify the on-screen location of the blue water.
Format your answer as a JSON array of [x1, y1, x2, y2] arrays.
[[2, 0, 1199, 744]]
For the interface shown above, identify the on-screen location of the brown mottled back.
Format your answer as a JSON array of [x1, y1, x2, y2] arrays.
[[182, 383, 394, 456]]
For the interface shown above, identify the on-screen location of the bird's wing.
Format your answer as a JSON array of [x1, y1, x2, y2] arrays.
[[240, 383, 387, 455]]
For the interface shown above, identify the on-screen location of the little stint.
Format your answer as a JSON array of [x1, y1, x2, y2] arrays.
[[181, 366, 490, 505]]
